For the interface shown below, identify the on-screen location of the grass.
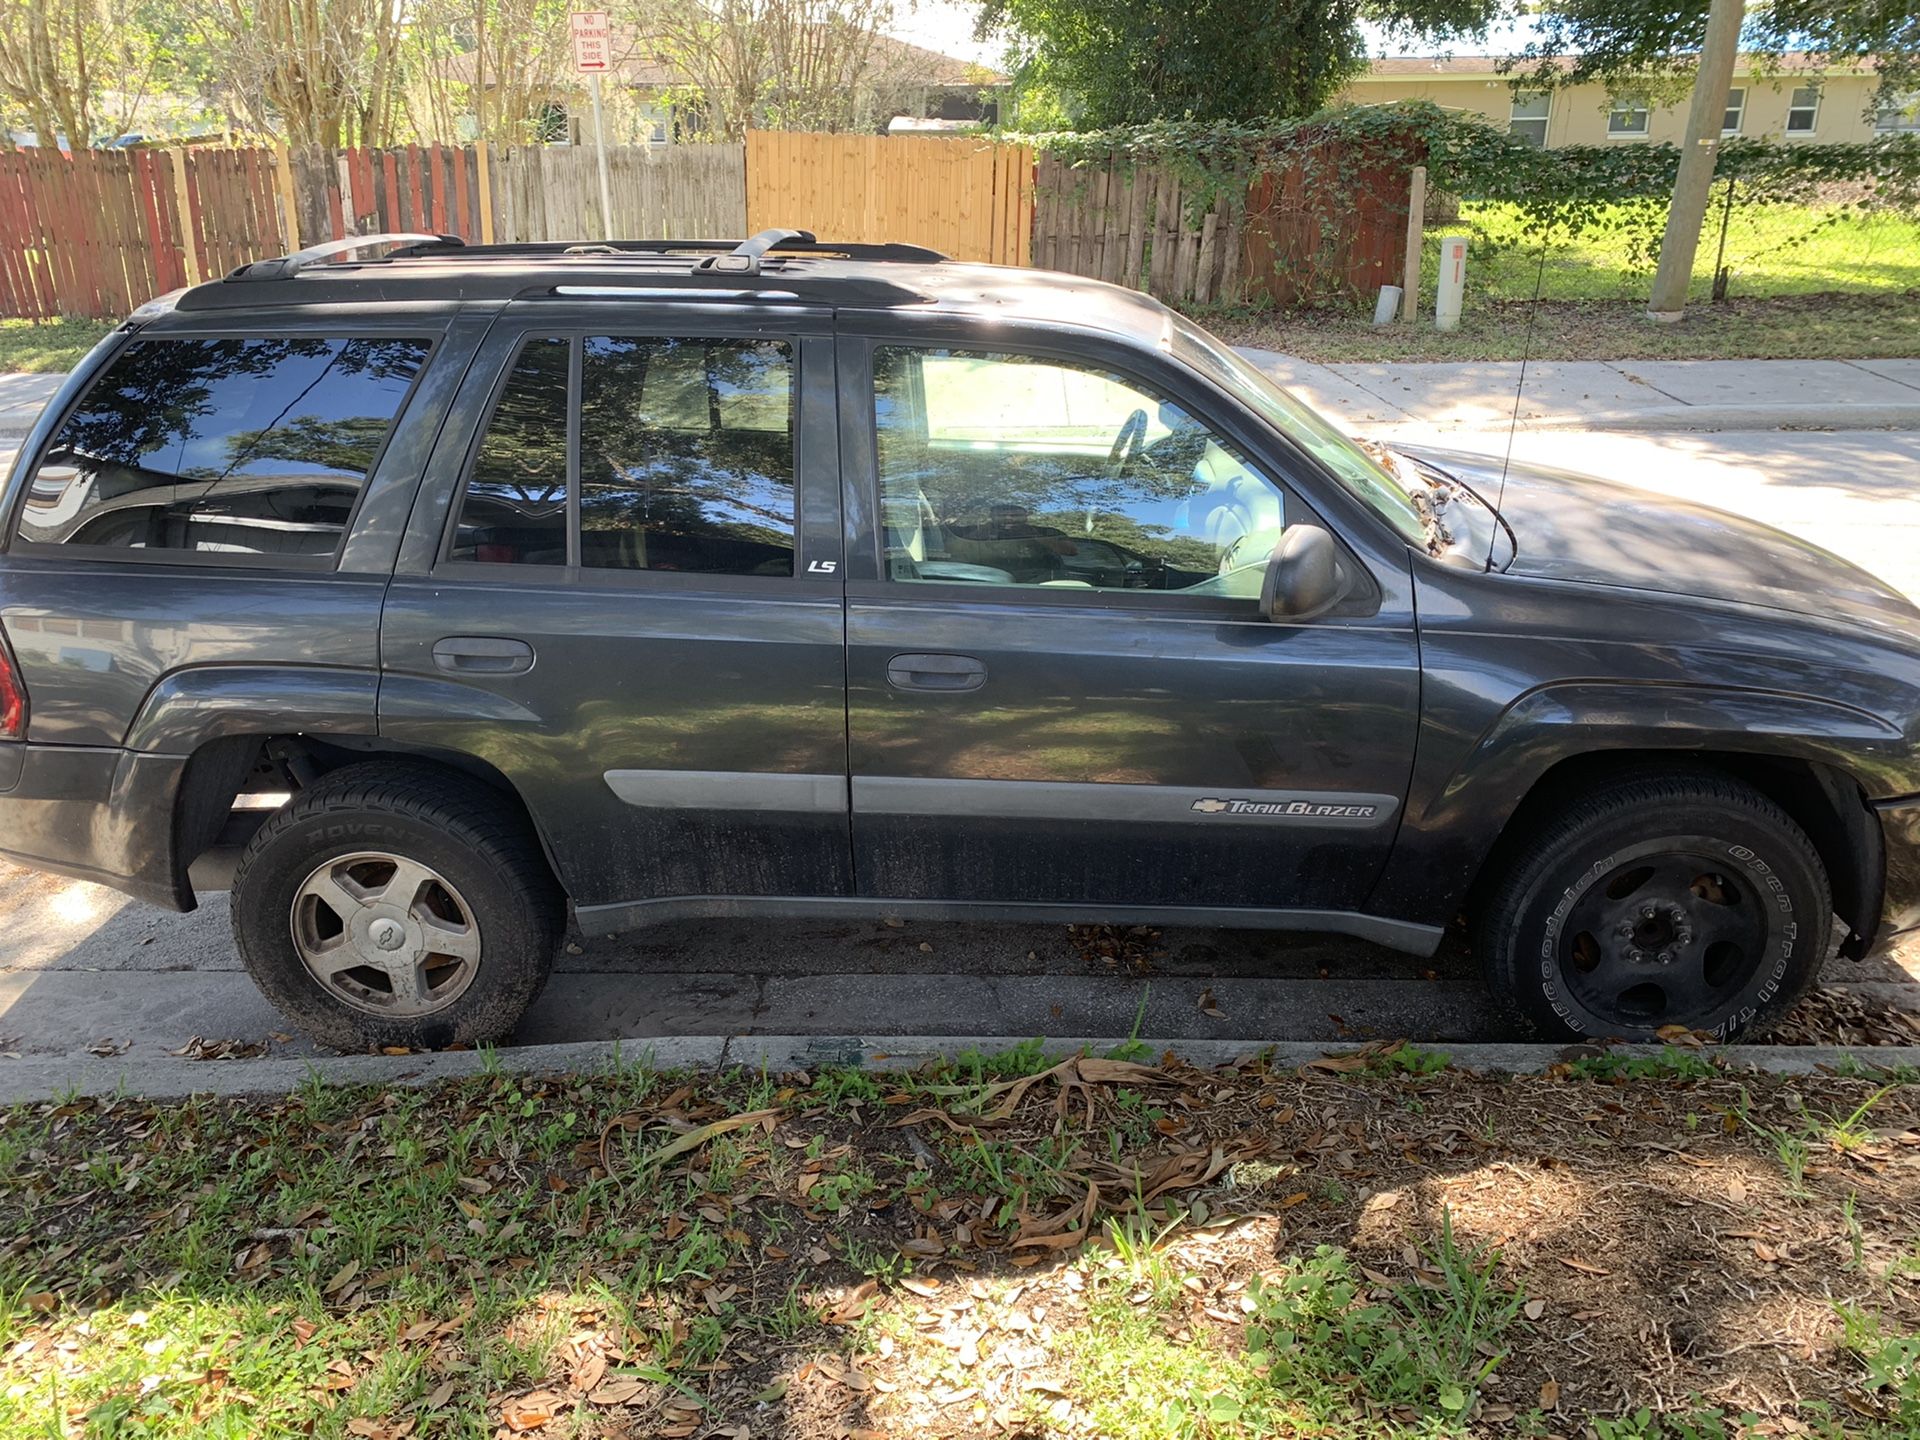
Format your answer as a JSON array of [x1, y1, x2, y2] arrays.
[[2, 1051, 1918, 1438], [1198, 289, 1920, 364], [1455, 199, 1920, 305], [0, 316, 114, 374]]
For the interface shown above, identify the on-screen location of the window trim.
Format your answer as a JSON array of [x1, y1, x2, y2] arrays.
[[1722, 86, 1745, 136], [860, 338, 1364, 620], [435, 328, 805, 587], [1606, 97, 1652, 138], [7, 330, 438, 573], [1786, 85, 1821, 134]]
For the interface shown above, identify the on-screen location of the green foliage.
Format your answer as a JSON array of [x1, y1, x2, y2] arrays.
[[1244, 1212, 1523, 1419], [979, 0, 1498, 127], [1836, 1304, 1920, 1428], [1564, 1047, 1720, 1081]]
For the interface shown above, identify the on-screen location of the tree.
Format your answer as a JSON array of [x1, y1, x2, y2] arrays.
[[641, 0, 903, 141], [409, 0, 573, 144], [0, 0, 182, 146], [976, 0, 1499, 126], [193, 0, 407, 147]]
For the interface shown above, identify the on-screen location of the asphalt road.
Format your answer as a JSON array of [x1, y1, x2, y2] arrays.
[[2, 425, 1918, 1064]]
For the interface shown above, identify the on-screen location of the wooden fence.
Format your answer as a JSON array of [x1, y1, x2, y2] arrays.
[[747, 131, 1032, 266], [1033, 153, 1244, 305], [0, 132, 1408, 319]]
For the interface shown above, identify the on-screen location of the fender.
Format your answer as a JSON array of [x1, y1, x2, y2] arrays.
[[123, 665, 383, 755], [1367, 680, 1902, 923]]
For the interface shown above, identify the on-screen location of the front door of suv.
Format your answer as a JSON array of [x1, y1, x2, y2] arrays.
[[836, 327, 1421, 923], [382, 303, 850, 922]]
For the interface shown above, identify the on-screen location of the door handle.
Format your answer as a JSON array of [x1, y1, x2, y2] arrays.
[[432, 636, 535, 675], [886, 652, 987, 692]]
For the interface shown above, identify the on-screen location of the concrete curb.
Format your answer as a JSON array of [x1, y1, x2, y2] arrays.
[[3, 1033, 1916, 1104]]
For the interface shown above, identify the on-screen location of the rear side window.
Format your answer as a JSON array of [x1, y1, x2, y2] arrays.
[[448, 334, 796, 576], [16, 336, 430, 560]]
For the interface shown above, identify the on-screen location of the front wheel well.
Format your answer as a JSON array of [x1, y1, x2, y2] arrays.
[[175, 735, 562, 902], [1472, 749, 1881, 958]]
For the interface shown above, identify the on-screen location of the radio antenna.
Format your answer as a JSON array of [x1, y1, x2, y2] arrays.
[[1486, 241, 1551, 572]]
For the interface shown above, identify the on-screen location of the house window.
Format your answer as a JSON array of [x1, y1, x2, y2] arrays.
[[1786, 86, 1820, 133], [1509, 91, 1551, 148], [1607, 98, 1651, 137], [1722, 87, 1745, 135], [1875, 93, 1920, 134]]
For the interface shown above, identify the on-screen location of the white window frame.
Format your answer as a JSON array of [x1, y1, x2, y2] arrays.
[[1607, 97, 1651, 138], [1721, 87, 1745, 135], [1875, 92, 1920, 134], [1786, 86, 1820, 135], [1509, 91, 1551, 147]]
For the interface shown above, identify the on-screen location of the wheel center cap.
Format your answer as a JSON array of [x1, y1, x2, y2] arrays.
[[370, 918, 408, 952]]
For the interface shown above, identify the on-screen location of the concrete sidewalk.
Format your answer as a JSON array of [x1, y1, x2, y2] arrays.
[[1241, 353, 1920, 434], [3, 355, 1919, 440]]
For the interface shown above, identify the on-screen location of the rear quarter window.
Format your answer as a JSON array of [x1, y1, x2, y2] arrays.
[[14, 335, 432, 561]]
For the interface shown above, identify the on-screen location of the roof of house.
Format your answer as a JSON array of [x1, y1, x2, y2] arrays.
[[1354, 51, 1873, 80]]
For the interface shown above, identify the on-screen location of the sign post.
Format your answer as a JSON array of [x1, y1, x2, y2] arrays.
[[570, 10, 616, 241]]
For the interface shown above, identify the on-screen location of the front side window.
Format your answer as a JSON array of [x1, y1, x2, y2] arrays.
[[449, 334, 796, 576], [1787, 86, 1820, 133], [17, 335, 429, 558], [1607, 97, 1651, 136], [872, 346, 1288, 597], [1509, 91, 1550, 148]]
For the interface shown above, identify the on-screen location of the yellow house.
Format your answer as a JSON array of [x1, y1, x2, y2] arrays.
[[1340, 54, 1914, 147]]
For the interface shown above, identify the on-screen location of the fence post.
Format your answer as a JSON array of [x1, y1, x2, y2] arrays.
[[476, 142, 495, 244], [273, 141, 301, 252], [170, 150, 201, 285], [1401, 164, 1426, 322]]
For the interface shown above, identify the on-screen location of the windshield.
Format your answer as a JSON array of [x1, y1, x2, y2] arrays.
[[1170, 317, 1427, 547]]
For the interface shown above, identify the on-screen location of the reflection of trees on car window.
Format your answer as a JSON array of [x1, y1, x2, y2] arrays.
[[21, 336, 429, 557], [579, 337, 795, 575]]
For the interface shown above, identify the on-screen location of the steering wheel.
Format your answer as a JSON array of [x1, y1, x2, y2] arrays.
[[1106, 408, 1148, 477]]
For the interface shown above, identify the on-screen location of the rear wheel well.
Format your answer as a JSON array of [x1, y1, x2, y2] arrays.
[[1472, 749, 1881, 958], [175, 735, 561, 901]]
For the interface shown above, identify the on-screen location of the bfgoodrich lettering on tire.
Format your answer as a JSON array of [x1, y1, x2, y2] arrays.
[[1476, 770, 1831, 1042], [230, 762, 563, 1051]]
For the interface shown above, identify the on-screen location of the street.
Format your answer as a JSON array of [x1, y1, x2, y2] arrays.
[[1, 425, 1917, 1063]]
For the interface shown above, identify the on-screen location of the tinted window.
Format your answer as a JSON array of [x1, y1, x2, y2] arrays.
[[873, 346, 1286, 597], [450, 337, 570, 565], [580, 337, 794, 575], [17, 336, 428, 558]]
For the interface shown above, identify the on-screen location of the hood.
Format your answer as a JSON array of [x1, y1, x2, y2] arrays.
[[1406, 446, 1920, 636]]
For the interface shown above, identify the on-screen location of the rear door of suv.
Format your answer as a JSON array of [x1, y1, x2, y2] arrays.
[[381, 299, 850, 926]]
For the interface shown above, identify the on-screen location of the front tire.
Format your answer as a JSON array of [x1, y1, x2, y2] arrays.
[[231, 763, 563, 1051], [1476, 770, 1830, 1042]]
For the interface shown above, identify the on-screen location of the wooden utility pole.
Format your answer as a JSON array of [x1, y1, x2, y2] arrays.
[[1646, 0, 1743, 320], [1401, 164, 1426, 322], [474, 0, 495, 243]]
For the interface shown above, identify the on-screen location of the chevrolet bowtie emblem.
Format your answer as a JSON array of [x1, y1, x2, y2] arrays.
[[1191, 798, 1230, 814]]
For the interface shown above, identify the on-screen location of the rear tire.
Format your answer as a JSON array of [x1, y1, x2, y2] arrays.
[[1475, 770, 1830, 1042], [231, 763, 563, 1051]]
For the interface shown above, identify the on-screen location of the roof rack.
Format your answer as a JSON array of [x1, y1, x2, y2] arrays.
[[230, 232, 464, 281], [377, 233, 952, 268]]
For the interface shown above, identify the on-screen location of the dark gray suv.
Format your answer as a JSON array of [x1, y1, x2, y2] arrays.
[[2, 230, 1917, 1051]]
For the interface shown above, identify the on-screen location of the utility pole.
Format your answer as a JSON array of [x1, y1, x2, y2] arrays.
[[1646, 0, 1744, 320]]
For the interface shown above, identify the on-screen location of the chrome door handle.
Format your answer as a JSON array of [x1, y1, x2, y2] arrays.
[[432, 636, 535, 675], [886, 653, 987, 692]]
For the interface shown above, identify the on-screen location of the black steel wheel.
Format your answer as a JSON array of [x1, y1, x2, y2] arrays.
[[1477, 770, 1831, 1041]]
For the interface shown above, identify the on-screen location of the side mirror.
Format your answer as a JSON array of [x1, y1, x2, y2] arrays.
[[1260, 524, 1347, 622]]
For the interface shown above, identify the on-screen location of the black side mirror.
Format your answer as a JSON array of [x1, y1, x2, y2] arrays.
[[1260, 524, 1347, 622]]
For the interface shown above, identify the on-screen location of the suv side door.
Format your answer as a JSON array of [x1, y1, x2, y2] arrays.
[[381, 300, 850, 927], [835, 320, 1423, 933]]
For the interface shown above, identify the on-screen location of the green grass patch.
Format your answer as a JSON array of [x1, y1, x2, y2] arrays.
[[0, 316, 115, 374], [1199, 290, 1920, 364]]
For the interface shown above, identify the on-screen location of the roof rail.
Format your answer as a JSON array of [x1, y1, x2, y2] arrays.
[[372, 236, 951, 266], [229, 232, 464, 282]]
